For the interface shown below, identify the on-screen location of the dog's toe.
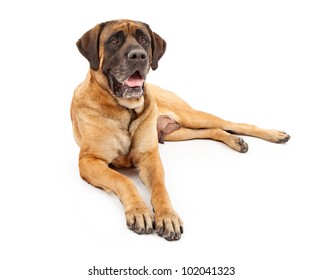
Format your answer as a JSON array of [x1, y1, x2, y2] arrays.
[[276, 132, 291, 143], [267, 130, 291, 144], [229, 136, 248, 153], [237, 137, 249, 153], [125, 206, 154, 235], [155, 208, 183, 241]]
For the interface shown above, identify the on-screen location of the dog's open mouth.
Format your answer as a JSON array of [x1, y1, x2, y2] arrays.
[[109, 71, 145, 99]]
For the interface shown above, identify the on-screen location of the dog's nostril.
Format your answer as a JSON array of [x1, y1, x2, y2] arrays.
[[128, 49, 147, 61]]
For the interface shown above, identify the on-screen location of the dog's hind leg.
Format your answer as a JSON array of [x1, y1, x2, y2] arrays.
[[151, 84, 290, 148], [164, 127, 249, 153], [171, 109, 290, 145]]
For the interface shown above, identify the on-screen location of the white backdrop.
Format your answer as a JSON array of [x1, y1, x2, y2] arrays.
[[1, 1, 321, 279]]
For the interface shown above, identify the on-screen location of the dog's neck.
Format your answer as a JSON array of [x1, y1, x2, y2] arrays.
[[115, 95, 145, 114]]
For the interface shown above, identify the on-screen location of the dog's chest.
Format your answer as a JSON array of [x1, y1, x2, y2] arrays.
[[109, 110, 140, 167]]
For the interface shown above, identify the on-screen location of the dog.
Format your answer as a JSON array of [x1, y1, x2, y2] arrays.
[[71, 19, 290, 241]]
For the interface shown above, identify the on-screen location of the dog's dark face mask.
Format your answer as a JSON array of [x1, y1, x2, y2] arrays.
[[102, 28, 151, 99], [76, 20, 166, 100]]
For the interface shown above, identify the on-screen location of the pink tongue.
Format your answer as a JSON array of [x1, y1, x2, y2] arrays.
[[124, 76, 144, 87]]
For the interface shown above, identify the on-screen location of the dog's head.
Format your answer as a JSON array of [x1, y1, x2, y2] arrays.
[[77, 19, 166, 99]]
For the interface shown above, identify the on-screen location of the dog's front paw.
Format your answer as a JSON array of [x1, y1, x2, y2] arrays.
[[125, 205, 154, 235], [154, 208, 183, 241]]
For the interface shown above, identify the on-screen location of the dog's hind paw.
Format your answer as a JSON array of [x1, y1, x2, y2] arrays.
[[267, 130, 291, 144], [227, 136, 249, 153]]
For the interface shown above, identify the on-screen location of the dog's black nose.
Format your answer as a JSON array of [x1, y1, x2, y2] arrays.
[[127, 49, 147, 61]]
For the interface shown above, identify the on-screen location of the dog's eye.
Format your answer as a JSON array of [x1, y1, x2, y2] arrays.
[[111, 38, 119, 45], [140, 37, 148, 45]]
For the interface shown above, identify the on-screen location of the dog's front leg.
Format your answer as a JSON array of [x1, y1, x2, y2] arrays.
[[79, 155, 153, 235], [134, 149, 183, 241]]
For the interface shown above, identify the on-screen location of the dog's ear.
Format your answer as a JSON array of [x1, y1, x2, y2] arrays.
[[76, 22, 107, 71], [144, 24, 167, 70]]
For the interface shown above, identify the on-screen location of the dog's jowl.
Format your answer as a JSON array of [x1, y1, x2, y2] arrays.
[[71, 19, 290, 241]]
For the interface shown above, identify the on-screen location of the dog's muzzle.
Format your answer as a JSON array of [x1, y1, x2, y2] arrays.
[[108, 70, 145, 99], [108, 48, 149, 99]]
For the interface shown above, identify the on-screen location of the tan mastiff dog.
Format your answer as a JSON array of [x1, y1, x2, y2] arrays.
[[71, 19, 290, 241]]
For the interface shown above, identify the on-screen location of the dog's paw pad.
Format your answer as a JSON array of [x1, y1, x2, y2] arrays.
[[230, 136, 248, 153], [237, 137, 249, 153]]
